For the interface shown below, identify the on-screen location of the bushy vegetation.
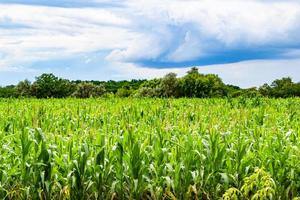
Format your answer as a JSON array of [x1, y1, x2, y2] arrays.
[[1, 67, 300, 98], [0, 98, 300, 199]]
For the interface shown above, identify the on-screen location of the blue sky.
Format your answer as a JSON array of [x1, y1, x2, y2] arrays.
[[0, 0, 300, 88]]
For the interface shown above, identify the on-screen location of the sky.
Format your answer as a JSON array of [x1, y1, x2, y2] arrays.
[[0, 0, 300, 88]]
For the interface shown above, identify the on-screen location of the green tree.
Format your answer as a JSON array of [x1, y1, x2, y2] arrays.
[[116, 86, 133, 97], [294, 82, 300, 96], [187, 67, 200, 75], [55, 79, 75, 98], [225, 85, 241, 97], [31, 74, 74, 98], [258, 83, 271, 97], [241, 87, 261, 98], [270, 77, 294, 98], [0, 85, 17, 98], [135, 87, 160, 97], [160, 72, 179, 97], [179, 68, 202, 97], [179, 68, 226, 98], [72, 82, 106, 98], [205, 74, 227, 97], [136, 78, 162, 97], [31, 73, 59, 98], [16, 79, 32, 97]]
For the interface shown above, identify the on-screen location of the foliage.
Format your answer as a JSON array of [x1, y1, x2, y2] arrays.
[[115, 87, 134, 97], [87, 79, 146, 94], [134, 87, 159, 97], [1, 68, 300, 98], [31, 73, 74, 98], [160, 72, 179, 97], [0, 98, 300, 199], [16, 79, 32, 97], [0, 85, 17, 98], [223, 168, 276, 200], [259, 77, 300, 98], [72, 82, 106, 98], [178, 67, 226, 98]]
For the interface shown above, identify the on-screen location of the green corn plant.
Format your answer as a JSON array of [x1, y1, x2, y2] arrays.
[[20, 128, 33, 185], [0, 98, 299, 199], [222, 168, 276, 200], [69, 143, 91, 200], [222, 188, 243, 200], [113, 136, 124, 199]]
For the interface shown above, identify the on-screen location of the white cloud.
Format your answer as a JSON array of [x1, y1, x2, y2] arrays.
[[1, 0, 300, 86], [0, 4, 135, 69], [106, 34, 164, 62], [2, 0, 300, 69], [106, 0, 300, 63], [126, 0, 300, 44], [166, 31, 205, 62]]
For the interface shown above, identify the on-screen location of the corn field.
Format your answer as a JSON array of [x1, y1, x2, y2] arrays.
[[0, 98, 300, 200]]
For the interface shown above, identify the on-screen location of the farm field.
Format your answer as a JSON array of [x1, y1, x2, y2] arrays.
[[0, 98, 300, 200]]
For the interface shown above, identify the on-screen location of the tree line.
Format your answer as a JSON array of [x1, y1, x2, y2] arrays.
[[1, 67, 300, 98]]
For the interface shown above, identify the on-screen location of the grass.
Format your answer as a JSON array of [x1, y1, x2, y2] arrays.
[[0, 97, 300, 199]]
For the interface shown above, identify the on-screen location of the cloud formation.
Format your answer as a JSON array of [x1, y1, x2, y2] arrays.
[[0, 0, 300, 86], [0, 3, 134, 70], [108, 0, 300, 66]]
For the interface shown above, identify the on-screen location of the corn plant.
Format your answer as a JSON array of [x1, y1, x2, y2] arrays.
[[0, 98, 299, 199]]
